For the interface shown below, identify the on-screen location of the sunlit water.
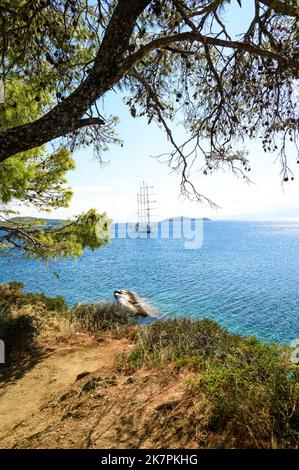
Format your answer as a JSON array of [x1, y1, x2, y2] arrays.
[[1, 221, 299, 344]]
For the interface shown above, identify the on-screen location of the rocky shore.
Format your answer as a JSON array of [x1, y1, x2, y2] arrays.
[[114, 289, 159, 318]]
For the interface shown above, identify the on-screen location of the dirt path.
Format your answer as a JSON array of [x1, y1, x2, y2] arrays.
[[0, 338, 128, 438]]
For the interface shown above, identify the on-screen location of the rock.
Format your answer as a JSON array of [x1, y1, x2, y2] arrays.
[[81, 379, 98, 393], [155, 400, 180, 412], [81, 377, 117, 394], [59, 389, 77, 402], [75, 371, 90, 381], [101, 378, 117, 387], [114, 290, 158, 317], [62, 410, 87, 420]]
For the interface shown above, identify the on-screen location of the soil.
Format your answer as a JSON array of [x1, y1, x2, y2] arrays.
[[0, 334, 205, 449]]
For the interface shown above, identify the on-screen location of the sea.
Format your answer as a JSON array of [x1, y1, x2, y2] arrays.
[[1, 220, 299, 345]]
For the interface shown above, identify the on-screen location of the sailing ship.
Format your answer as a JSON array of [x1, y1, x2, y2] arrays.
[[135, 181, 156, 234]]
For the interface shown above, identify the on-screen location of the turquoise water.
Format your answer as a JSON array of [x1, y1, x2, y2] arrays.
[[1, 220, 299, 344]]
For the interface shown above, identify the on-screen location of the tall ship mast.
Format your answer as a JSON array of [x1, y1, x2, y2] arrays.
[[136, 181, 156, 234]]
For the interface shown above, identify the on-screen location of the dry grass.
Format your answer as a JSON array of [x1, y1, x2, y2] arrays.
[[70, 301, 138, 339]]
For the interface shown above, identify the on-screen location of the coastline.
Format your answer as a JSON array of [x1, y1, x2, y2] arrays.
[[0, 282, 298, 449]]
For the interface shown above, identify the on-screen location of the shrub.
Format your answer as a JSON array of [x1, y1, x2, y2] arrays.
[[0, 282, 67, 315], [118, 318, 228, 369], [198, 356, 299, 447], [0, 282, 67, 363], [0, 307, 36, 363], [70, 301, 137, 335], [119, 317, 299, 448]]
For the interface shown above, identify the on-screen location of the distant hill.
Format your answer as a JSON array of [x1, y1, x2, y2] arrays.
[[10, 217, 68, 226], [10, 216, 212, 227], [161, 216, 211, 222]]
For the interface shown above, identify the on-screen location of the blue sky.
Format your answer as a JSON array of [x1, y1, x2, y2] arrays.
[[20, 1, 299, 222]]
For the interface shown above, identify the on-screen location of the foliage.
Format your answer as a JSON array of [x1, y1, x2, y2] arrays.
[[0, 282, 68, 314], [0, 209, 112, 259], [0, 76, 112, 259], [71, 301, 137, 334], [119, 317, 299, 447], [0, 311, 36, 364], [0, 282, 67, 362], [0, 283, 37, 363], [0, 0, 297, 205], [0, 282, 136, 362]]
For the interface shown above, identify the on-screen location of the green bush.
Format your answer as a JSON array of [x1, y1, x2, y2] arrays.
[[198, 357, 299, 446], [119, 317, 299, 448], [0, 308, 36, 363], [0, 282, 67, 315], [0, 282, 67, 363], [119, 318, 228, 369], [71, 301, 137, 333]]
